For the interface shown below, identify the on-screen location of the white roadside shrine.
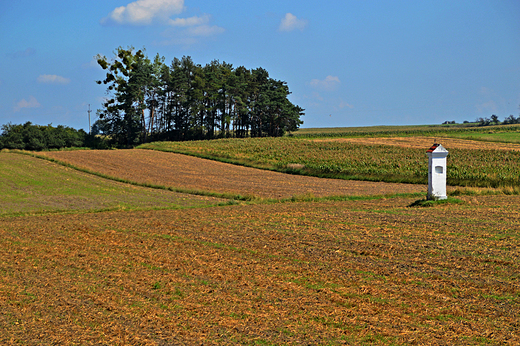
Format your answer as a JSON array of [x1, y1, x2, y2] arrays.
[[426, 143, 448, 200]]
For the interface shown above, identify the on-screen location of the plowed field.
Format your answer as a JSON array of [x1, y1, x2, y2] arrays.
[[40, 150, 425, 199], [1, 196, 519, 344]]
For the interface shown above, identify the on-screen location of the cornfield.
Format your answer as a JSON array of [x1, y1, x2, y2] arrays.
[[141, 137, 520, 187]]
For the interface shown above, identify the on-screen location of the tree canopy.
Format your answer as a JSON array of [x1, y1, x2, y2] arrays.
[[95, 47, 304, 146], [0, 122, 87, 151]]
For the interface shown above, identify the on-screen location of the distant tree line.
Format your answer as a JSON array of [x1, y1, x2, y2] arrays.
[[0, 122, 88, 150], [443, 112, 520, 127], [95, 47, 304, 147], [475, 114, 520, 126]]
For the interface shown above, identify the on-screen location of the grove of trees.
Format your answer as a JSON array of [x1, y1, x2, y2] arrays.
[[95, 47, 304, 146], [0, 122, 88, 150]]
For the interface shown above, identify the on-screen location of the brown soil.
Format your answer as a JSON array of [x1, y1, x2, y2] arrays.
[[315, 136, 520, 150], [40, 149, 425, 199], [1, 195, 518, 344]]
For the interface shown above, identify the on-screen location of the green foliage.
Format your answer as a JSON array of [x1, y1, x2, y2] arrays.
[[96, 47, 304, 147], [0, 122, 87, 151], [475, 113, 520, 126], [95, 47, 146, 147], [503, 114, 520, 125]]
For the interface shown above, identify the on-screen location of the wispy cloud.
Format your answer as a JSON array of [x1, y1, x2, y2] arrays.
[[37, 74, 70, 85], [311, 92, 324, 101], [279, 13, 308, 32], [338, 100, 354, 109], [158, 14, 225, 46], [168, 14, 209, 27], [6, 48, 36, 59], [158, 24, 225, 46], [14, 96, 41, 112], [309, 76, 341, 91]]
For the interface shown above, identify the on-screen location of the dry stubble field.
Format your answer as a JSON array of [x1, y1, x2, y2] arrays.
[[1, 149, 519, 345]]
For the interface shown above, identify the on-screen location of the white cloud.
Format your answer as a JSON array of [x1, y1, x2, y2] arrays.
[[309, 76, 341, 91], [14, 96, 41, 112], [37, 74, 70, 85], [168, 14, 209, 27], [101, 0, 185, 26], [279, 13, 308, 32], [101, 0, 224, 45]]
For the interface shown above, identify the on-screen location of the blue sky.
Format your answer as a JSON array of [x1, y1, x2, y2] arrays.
[[1, 0, 519, 130]]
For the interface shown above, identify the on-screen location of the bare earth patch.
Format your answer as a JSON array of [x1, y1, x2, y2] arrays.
[[314, 136, 520, 151], [40, 149, 424, 199]]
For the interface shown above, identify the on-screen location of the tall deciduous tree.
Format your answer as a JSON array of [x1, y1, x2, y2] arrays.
[[96, 47, 150, 146]]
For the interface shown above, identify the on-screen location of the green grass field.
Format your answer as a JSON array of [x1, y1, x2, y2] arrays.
[[0, 152, 226, 216]]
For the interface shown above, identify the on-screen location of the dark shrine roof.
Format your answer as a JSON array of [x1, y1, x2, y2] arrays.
[[426, 144, 439, 153]]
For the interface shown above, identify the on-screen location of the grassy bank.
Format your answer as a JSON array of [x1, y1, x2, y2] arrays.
[[0, 152, 226, 216]]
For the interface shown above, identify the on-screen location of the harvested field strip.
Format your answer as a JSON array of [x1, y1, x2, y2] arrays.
[[140, 137, 520, 188], [21, 151, 240, 201], [38, 149, 425, 199], [1, 195, 519, 344], [293, 124, 520, 140], [315, 136, 520, 151], [0, 152, 226, 216]]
